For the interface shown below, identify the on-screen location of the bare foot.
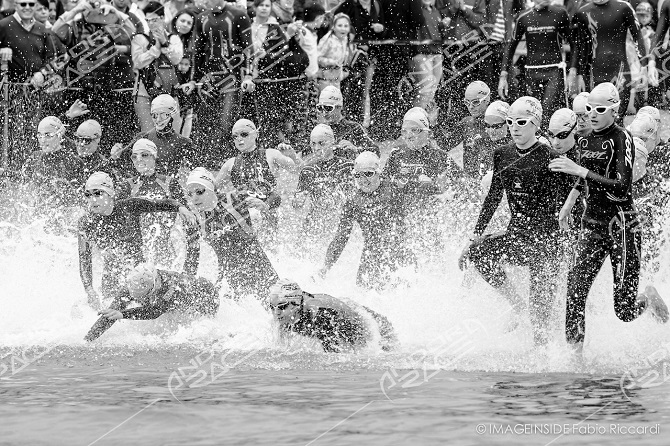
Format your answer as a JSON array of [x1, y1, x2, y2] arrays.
[[642, 286, 670, 323]]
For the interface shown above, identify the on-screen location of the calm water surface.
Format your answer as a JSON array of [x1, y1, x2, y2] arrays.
[[1, 347, 668, 446]]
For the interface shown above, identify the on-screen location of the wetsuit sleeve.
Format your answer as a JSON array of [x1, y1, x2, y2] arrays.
[[473, 151, 504, 236], [382, 150, 400, 182], [183, 225, 200, 276], [624, 2, 647, 64], [570, 11, 588, 73], [348, 124, 379, 155], [120, 304, 165, 320], [83, 291, 130, 342], [583, 131, 633, 197], [296, 167, 316, 193], [324, 200, 355, 269], [501, 12, 525, 74], [122, 197, 182, 213], [77, 218, 93, 290], [651, 5, 670, 61], [169, 177, 187, 206]]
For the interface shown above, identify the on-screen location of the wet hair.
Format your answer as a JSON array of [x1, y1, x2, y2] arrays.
[[143, 1, 165, 17]]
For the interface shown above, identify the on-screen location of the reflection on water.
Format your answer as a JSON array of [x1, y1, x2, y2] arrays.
[[489, 376, 648, 421], [1, 357, 668, 446]]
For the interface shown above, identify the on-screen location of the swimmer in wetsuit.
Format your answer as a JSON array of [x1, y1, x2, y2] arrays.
[[269, 279, 397, 353], [570, 0, 647, 113], [76, 172, 197, 312], [320, 151, 411, 290], [293, 124, 354, 236], [499, 0, 572, 126], [84, 263, 219, 341], [459, 96, 562, 345], [118, 138, 188, 269], [549, 82, 669, 351], [572, 92, 593, 138], [185, 167, 279, 298]]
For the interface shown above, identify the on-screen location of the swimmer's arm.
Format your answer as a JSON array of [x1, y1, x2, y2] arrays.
[[501, 14, 525, 75], [583, 134, 633, 196], [215, 158, 235, 190], [183, 227, 201, 276], [268, 148, 298, 172], [122, 197, 182, 213], [121, 304, 165, 320], [472, 158, 504, 237], [323, 201, 355, 270], [77, 223, 94, 292]]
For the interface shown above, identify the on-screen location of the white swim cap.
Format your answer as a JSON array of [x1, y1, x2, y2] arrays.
[[628, 114, 657, 141], [186, 167, 216, 192], [637, 106, 661, 124], [572, 92, 590, 114], [310, 124, 334, 140], [509, 96, 543, 127], [588, 82, 620, 106], [268, 279, 303, 306], [132, 138, 158, 157], [403, 107, 430, 129], [76, 119, 102, 139], [85, 171, 115, 197], [549, 108, 577, 134], [126, 263, 158, 300], [354, 151, 381, 172], [232, 119, 257, 134], [151, 94, 178, 113], [464, 80, 490, 99], [318, 86, 343, 107], [38, 116, 65, 135], [485, 100, 510, 120]]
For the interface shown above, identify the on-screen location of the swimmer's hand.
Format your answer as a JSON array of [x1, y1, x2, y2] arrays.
[[85, 287, 102, 312], [548, 156, 588, 178], [178, 206, 197, 226], [291, 191, 308, 208], [458, 239, 476, 271], [99, 309, 123, 320], [66, 99, 90, 119], [558, 203, 574, 231], [110, 142, 124, 160], [245, 196, 270, 212]]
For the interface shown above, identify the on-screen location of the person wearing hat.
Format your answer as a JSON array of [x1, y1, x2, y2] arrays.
[[459, 96, 562, 345], [217, 118, 298, 222], [117, 138, 189, 269], [269, 278, 397, 352], [629, 113, 670, 273], [184, 166, 279, 298], [293, 123, 355, 235], [76, 171, 197, 312], [549, 82, 668, 352], [479, 101, 511, 195], [84, 263, 219, 341], [442, 81, 492, 181], [70, 119, 113, 188], [384, 107, 453, 198], [110, 93, 195, 177], [498, 0, 571, 126], [21, 116, 80, 198], [311, 85, 378, 158], [320, 151, 412, 290], [571, 92, 592, 137]]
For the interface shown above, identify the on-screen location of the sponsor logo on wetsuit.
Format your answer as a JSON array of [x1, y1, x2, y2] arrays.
[[581, 150, 608, 160]]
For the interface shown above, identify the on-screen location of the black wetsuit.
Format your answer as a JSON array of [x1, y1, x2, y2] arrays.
[[324, 180, 408, 289], [113, 129, 195, 178], [229, 149, 281, 210], [384, 142, 452, 197], [188, 191, 278, 297], [469, 140, 560, 344], [571, 0, 646, 111], [84, 270, 219, 341], [566, 123, 645, 345], [77, 198, 197, 299], [284, 292, 396, 352], [295, 156, 354, 233], [503, 5, 571, 123], [633, 144, 670, 272], [21, 144, 81, 207], [118, 173, 187, 267]]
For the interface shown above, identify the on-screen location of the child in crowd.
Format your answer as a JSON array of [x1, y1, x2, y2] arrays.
[[176, 50, 195, 138], [317, 13, 353, 92]]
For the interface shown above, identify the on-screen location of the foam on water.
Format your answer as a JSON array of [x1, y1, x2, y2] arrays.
[[1, 179, 670, 378]]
